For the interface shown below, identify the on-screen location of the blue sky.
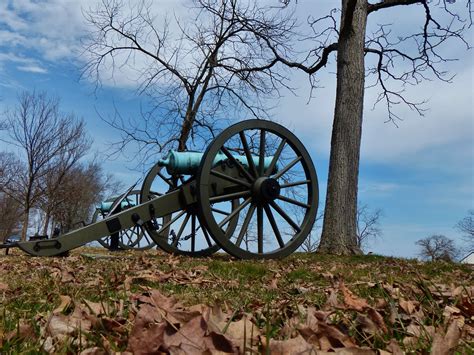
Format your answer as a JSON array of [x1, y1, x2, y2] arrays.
[[0, 0, 472, 258]]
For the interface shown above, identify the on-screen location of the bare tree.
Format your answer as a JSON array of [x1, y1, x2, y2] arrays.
[[0, 91, 90, 241], [83, 0, 294, 161], [50, 162, 115, 233], [356, 203, 382, 251], [416, 234, 459, 262], [0, 153, 23, 241], [245, 0, 471, 255], [38, 146, 92, 235], [455, 210, 474, 251]]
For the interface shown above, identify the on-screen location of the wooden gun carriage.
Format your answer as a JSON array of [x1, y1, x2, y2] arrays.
[[2, 120, 319, 259]]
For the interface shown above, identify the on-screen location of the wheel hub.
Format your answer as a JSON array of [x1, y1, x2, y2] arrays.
[[252, 177, 280, 202]]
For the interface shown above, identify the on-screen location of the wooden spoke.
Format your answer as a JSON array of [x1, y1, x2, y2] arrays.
[[211, 207, 231, 215], [239, 131, 258, 177], [157, 171, 174, 187], [209, 190, 250, 203], [263, 205, 285, 248], [172, 213, 191, 247], [269, 201, 301, 232], [265, 138, 286, 177], [210, 169, 251, 187], [259, 130, 266, 176], [277, 194, 311, 209], [221, 146, 254, 182], [191, 214, 196, 252], [143, 231, 153, 245], [257, 205, 263, 253], [218, 197, 251, 228], [273, 156, 302, 180], [235, 204, 256, 247], [156, 210, 186, 235], [280, 180, 311, 188], [202, 226, 214, 247]]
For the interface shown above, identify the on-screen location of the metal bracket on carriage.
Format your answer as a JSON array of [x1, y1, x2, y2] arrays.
[[32, 239, 62, 252]]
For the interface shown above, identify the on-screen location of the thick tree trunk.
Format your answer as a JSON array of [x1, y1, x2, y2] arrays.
[[318, 0, 367, 255]]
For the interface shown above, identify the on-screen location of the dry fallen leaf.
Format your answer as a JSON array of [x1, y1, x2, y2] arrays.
[[52, 295, 72, 315], [5, 321, 35, 342], [79, 347, 106, 355], [431, 319, 462, 354], [399, 299, 418, 315], [340, 281, 369, 311], [263, 335, 316, 355]]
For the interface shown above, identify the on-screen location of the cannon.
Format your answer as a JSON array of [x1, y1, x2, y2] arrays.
[[3, 120, 319, 259]]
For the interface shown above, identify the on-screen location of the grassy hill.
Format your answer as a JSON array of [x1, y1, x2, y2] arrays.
[[0, 248, 472, 353]]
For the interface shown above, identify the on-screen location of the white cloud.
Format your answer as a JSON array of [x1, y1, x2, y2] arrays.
[[17, 64, 48, 74], [1, 0, 472, 168], [0, 0, 188, 87]]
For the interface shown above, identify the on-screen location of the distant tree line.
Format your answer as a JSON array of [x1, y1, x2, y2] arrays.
[[0, 91, 117, 242]]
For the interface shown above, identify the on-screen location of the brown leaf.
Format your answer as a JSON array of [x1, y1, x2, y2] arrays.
[[100, 317, 127, 334], [52, 295, 72, 315], [60, 268, 75, 283], [127, 321, 167, 354], [83, 299, 109, 316], [329, 348, 375, 354], [269, 277, 279, 290], [385, 339, 404, 355], [325, 288, 340, 308], [205, 305, 259, 351], [0, 282, 9, 291], [340, 281, 369, 311], [458, 296, 474, 317], [375, 298, 387, 309], [431, 319, 462, 354], [399, 299, 418, 315], [46, 304, 94, 340], [382, 283, 400, 299], [406, 324, 435, 339], [79, 347, 106, 355], [365, 308, 388, 334], [47, 314, 78, 337], [5, 321, 35, 342], [127, 296, 167, 354], [163, 315, 237, 354], [223, 315, 259, 351], [264, 335, 316, 355], [356, 314, 379, 335], [299, 321, 356, 351]]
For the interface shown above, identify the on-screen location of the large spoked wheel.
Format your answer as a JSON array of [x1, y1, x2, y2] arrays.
[[96, 190, 156, 250], [196, 120, 318, 259], [140, 164, 239, 257]]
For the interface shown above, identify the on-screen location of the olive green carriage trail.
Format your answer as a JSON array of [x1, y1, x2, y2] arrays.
[[2, 120, 319, 259]]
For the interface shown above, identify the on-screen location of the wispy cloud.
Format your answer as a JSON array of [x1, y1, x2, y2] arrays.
[[17, 64, 47, 74]]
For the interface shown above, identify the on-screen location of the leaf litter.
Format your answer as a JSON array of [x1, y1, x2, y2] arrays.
[[0, 248, 472, 353]]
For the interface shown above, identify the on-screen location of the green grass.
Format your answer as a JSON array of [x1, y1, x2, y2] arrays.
[[0, 248, 472, 353]]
